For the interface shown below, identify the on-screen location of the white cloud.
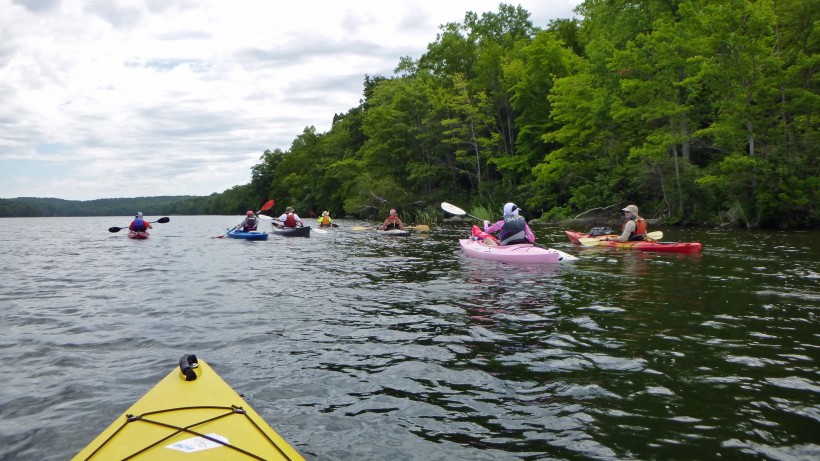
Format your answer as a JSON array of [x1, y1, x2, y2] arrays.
[[0, 0, 579, 200]]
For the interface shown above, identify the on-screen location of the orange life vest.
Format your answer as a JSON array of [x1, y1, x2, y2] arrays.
[[622, 217, 647, 240]]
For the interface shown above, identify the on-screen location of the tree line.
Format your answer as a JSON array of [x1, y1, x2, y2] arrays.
[[244, 0, 817, 228], [0, 196, 205, 217], [4, 1, 817, 228]]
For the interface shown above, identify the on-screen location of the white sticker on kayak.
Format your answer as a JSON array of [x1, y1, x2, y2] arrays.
[[166, 433, 228, 453]]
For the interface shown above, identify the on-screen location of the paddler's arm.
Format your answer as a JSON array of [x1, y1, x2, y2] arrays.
[[611, 221, 635, 242]]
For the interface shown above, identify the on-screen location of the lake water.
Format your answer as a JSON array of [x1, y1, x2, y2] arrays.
[[1, 216, 818, 460]]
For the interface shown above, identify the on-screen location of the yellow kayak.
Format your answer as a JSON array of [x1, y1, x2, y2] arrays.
[[72, 355, 305, 460]]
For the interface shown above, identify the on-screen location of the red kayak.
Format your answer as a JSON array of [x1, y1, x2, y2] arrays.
[[565, 230, 702, 253], [128, 231, 150, 239]]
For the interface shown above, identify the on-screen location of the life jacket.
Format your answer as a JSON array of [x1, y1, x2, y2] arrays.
[[243, 217, 258, 231], [384, 216, 401, 230], [471, 225, 498, 245], [284, 213, 297, 228], [499, 214, 528, 245], [131, 218, 146, 232], [319, 216, 331, 226], [622, 217, 647, 241]]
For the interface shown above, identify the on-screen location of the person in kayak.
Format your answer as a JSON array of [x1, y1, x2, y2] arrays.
[[278, 206, 303, 228], [483, 202, 535, 245], [380, 209, 405, 230], [129, 212, 153, 232], [235, 210, 259, 231], [609, 204, 647, 241], [317, 211, 333, 227]]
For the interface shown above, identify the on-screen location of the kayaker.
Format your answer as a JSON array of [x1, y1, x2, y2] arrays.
[[129, 212, 152, 232], [483, 203, 535, 245], [380, 209, 404, 230], [235, 210, 259, 231], [278, 206, 303, 228], [609, 204, 647, 242], [317, 210, 333, 227]]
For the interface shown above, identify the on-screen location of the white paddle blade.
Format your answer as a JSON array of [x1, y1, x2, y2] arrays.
[[441, 202, 466, 216], [646, 231, 663, 240]]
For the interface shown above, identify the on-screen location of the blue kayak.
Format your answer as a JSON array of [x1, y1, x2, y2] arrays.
[[226, 229, 268, 240]]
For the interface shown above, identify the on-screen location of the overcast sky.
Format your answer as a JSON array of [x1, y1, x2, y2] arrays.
[[0, 0, 580, 201]]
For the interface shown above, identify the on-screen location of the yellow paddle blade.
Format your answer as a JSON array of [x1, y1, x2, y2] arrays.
[[351, 226, 373, 231], [578, 230, 664, 246], [410, 225, 430, 232], [578, 237, 605, 246]]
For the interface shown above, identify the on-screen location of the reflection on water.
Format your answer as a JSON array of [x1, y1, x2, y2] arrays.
[[0, 217, 818, 460]]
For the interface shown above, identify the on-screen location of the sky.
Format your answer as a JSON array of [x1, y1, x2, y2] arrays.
[[0, 0, 580, 201]]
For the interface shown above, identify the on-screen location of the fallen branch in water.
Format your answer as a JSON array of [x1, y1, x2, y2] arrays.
[[573, 204, 615, 220]]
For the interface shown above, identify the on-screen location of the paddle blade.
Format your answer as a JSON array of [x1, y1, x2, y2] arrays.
[[646, 231, 663, 240], [260, 199, 275, 211], [578, 237, 603, 246], [441, 202, 466, 216], [412, 224, 430, 232], [257, 214, 274, 220], [108, 227, 123, 233], [351, 226, 373, 231], [155, 217, 170, 224]]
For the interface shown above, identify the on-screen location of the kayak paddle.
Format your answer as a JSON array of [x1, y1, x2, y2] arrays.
[[441, 202, 484, 222], [108, 217, 170, 233], [578, 230, 664, 246], [214, 200, 275, 238]]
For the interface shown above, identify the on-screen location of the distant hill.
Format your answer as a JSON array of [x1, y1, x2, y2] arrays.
[[0, 196, 211, 217]]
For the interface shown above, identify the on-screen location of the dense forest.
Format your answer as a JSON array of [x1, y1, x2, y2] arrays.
[[4, 1, 817, 228], [241, 0, 818, 228]]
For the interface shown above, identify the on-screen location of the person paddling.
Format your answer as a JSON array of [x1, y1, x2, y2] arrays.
[[235, 210, 259, 231], [483, 202, 535, 246], [609, 204, 647, 242], [317, 211, 333, 228], [129, 212, 153, 232], [278, 206, 303, 228], [380, 209, 404, 230]]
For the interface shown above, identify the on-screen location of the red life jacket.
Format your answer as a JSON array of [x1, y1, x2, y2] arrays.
[[284, 213, 297, 227], [384, 216, 401, 230]]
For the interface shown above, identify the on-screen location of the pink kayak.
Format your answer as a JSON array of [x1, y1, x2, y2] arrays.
[[459, 238, 577, 264]]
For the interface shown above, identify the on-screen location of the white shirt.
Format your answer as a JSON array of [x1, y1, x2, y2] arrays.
[[278, 213, 301, 224]]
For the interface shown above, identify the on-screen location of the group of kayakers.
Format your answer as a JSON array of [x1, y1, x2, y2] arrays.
[[232, 206, 306, 232], [234, 207, 406, 232], [134, 200, 647, 245], [471, 202, 647, 246], [232, 201, 648, 245]]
